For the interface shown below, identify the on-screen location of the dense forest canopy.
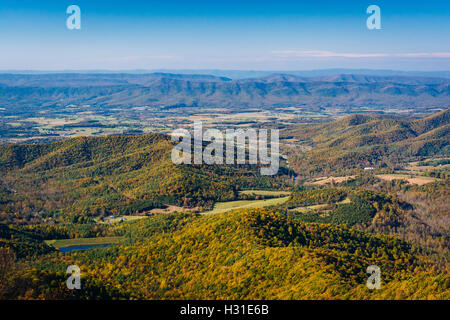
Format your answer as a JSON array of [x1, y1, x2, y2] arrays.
[[0, 208, 448, 299]]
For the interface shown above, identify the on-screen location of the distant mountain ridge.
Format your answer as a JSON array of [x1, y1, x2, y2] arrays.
[[0, 72, 448, 110], [0, 73, 232, 87], [3, 69, 450, 79], [240, 73, 449, 85]]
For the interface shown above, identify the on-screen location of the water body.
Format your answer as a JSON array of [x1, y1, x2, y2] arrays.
[[59, 244, 111, 253]]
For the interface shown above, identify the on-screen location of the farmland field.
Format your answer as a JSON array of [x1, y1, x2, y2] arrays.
[[204, 196, 290, 215], [97, 215, 148, 224], [376, 174, 439, 186], [307, 176, 356, 185], [291, 197, 351, 213], [238, 190, 291, 197], [45, 236, 123, 250]]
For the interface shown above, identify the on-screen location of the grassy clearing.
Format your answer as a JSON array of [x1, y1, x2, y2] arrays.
[[97, 215, 148, 224], [204, 196, 290, 215], [376, 174, 439, 186], [291, 204, 329, 213], [292, 197, 351, 213], [239, 190, 291, 196], [307, 176, 356, 185], [45, 236, 123, 249], [406, 158, 450, 172]]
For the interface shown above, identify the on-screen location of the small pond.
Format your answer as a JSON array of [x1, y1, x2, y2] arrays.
[[59, 244, 112, 253]]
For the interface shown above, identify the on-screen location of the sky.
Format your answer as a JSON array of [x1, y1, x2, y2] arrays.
[[0, 0, 449, 71]]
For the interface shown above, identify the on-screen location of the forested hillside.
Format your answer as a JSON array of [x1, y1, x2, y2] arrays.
[[0, 134, 289, 223], [1, 208, 448, 300], [284, 109, 449, 177]]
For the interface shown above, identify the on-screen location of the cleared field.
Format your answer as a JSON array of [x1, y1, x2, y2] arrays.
[[204, 196, 290, 215], [108, 215, 147, 223], [148, 205, 200, 214], [376, 174, 438, 186], [292, 203, 329, 213], [239, 190, 291, 196], [96, 215, 148, 224], [406, 158, 450, 172], [45, 236, 123, 249], [292, 197, 351, 213], [307, 176, 355, 185]]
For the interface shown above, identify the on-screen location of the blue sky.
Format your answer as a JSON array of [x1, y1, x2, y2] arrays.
[[0, 0, 449, 70]]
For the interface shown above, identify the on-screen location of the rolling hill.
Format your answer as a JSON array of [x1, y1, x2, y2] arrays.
[[0, 134, 288, 223], [2, 208, 448, 299], [283, 109, 450, 176]]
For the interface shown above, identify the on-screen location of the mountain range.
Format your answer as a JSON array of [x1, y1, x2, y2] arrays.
[[0, 72, 448, 110]]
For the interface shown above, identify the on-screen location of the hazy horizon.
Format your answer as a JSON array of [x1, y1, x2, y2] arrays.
[[1, 68, 450, 81]]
